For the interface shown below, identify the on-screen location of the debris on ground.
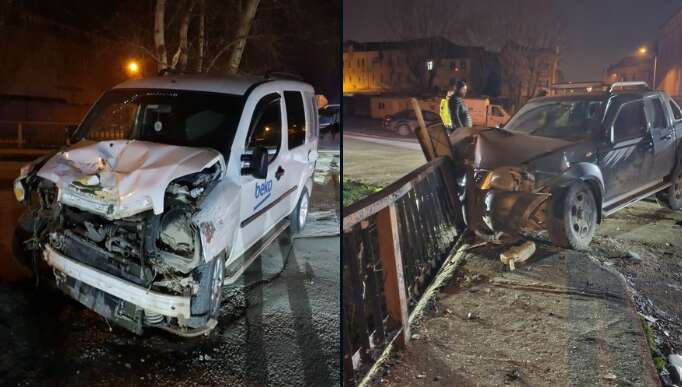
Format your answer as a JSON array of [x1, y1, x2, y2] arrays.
[[624, 251, 642, 263], [499, 240, 536, 271], [669, 354, 682, 383]]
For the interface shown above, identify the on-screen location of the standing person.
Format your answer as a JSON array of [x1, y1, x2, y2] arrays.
[[448, 80, 472, 132], [439, 89, 454, 130]]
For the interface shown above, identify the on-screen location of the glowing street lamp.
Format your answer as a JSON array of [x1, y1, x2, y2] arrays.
[[126, 60, 141, 77]]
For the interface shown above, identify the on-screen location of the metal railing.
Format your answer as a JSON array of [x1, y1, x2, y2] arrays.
[[0, 120, 77, 148], [342, 156, 465, 386]]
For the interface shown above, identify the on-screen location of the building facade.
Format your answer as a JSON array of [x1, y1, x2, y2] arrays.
[[657, 8, 682, 98], [343, 38, 500, 97], [603, 55, 655, 86]]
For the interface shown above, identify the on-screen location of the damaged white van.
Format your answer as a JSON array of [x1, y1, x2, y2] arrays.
[[13, 75, 319, 336]]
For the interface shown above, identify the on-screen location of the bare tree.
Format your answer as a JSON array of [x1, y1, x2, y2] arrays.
[[226, 0, 260, 74], [384, 0, 469, 93]]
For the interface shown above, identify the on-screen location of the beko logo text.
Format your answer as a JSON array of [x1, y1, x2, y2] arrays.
[[255, 180, 273, 198]]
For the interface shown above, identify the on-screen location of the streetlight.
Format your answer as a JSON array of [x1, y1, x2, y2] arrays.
[[126, 60, 141, 77], [637, 45, 657, 88]]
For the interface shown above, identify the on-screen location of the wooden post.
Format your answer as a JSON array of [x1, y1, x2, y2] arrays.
[[375, 203, 410, 347], [17, 122, 23, 148], [410, 98, 436, 162]]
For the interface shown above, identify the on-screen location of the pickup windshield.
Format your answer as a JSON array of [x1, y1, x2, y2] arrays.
[[504, 99, 605, 141], [76, 89, 245, 155]]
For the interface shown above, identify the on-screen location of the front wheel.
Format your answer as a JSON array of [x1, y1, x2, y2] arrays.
[[289, 188, 309, 234], [397, 124, 411, 137], [547, 181, 597, 250]]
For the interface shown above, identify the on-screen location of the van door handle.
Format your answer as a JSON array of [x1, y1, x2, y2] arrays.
[[660, 133, 673, 141], [275, 166, 285, 180]]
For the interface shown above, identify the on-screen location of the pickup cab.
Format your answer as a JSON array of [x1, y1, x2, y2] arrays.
[[13, 75, 319, 336]]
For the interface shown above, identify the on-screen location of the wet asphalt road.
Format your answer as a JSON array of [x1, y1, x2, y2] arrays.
[[0, 151, 340, 386]]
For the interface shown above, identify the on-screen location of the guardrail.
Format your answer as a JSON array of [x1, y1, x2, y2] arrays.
[[0, 120, 77, 148], [342, 156, 465, 386]]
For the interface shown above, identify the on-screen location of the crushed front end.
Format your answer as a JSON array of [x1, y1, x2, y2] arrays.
[[14, 141, 227, 336]]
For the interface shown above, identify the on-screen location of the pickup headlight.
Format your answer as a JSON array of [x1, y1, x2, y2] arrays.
[[480, 167, 535, 192], [13, 179, 26, 202]]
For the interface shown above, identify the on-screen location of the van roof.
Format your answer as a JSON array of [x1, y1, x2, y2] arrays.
[[113, 74, 313, 96]]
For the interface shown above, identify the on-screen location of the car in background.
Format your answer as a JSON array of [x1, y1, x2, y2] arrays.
[[383, 109, 441, 136], [319, 103, 340, 139]]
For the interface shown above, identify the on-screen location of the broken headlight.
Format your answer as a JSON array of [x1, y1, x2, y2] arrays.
[[480, 167, 535, 192]]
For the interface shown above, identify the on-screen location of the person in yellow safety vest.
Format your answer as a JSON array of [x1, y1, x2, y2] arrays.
[[439, 89, 454, 129]]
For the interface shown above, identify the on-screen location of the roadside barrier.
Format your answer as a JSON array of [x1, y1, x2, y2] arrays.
[[342, 156, 465, 385]]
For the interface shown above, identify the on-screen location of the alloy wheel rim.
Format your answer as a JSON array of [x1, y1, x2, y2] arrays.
[[299, 192, 309, 229], [569, 189, 594, 237]]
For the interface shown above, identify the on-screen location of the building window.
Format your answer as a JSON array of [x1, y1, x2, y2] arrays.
[[426, 60, 434, 71], [378, 102, 385, 109]]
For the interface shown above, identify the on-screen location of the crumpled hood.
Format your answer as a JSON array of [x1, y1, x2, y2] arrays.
[[450, 127, 576, 170], [38, 140, 223, 218]]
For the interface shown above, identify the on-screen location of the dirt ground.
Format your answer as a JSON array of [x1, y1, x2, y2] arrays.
[[373, 198, 682, 387], [0, 150, 340, 387]]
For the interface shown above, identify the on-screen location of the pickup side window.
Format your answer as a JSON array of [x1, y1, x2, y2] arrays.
[[284, 91, 306, 149], [670, 99, 682, 121], [246, 93, 282, 162], [649, 98, 667, 128], [613, 100, 647, 142]]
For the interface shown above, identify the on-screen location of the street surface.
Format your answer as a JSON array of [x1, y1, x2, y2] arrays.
[[346, 116, 682, 386], [0, 147, 340, 386]]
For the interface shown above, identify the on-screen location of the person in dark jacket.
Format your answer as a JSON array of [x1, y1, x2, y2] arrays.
[[448, 80, 473, 132]]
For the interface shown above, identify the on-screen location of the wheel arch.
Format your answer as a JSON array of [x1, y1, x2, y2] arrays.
[[555, 162, 605, 223]]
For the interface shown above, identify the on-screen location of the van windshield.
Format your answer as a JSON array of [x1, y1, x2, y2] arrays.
[[76, 89, 245, 155], [504, 99, 605, 141]]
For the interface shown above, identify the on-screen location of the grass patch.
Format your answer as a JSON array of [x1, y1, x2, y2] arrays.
[[639, 315, 667, 373], [343, 178, 383, 207]]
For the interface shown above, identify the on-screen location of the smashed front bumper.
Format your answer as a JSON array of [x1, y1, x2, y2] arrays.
[[44, 245, 191, 333]]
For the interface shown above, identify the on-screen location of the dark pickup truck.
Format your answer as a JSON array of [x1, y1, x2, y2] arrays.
[[446, 82, 682, 249]]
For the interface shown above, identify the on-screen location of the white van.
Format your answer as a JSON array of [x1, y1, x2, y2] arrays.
[[13, 75, 319, 336]]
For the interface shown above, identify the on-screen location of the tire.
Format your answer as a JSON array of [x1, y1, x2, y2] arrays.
[[289, 188, 309, 234], [397, 124, 411, 137], [190, 254, 225, 326], [547, 181, 598, 250], [659, 159, 682, 210]]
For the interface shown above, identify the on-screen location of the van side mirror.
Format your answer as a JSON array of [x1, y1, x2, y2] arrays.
[[241, 145, 269, 179], [65, 124, 78, 145]]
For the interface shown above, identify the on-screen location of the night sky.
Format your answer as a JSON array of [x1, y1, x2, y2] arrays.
[[343, 0, 682, 81]]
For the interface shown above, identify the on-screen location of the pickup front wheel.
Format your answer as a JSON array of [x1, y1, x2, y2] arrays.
[[547, 181, 597, 250]]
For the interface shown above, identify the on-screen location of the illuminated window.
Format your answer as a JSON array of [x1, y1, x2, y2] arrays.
[[426, 60, 434, 71]]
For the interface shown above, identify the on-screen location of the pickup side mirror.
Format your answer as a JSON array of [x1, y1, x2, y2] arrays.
[[241, 145, 269, 179], [65, 124, 79, 145]]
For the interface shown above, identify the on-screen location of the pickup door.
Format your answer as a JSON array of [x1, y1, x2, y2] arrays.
[[644, 95, 675, 182], [599, 98, 656, 203]]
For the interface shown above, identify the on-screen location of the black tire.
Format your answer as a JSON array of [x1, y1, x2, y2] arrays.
[[189, 255, 225, 326], [547, 181, 598, 250], [659, 159, 682, 210], [289, 188, 309, 234]]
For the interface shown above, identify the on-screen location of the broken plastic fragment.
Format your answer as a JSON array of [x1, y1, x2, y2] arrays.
[[499, 241, 536, 271]]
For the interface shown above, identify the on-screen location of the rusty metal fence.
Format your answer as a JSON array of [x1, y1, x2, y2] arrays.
[[342, 156, 465, 385]]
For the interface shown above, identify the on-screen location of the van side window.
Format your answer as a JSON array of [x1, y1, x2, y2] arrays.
[[246, 93, 281, 162], [284, 91, 306, 149], [309, 97, 319, 139], [670, 99, 682, 120], [614, 100, 647, 142]]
